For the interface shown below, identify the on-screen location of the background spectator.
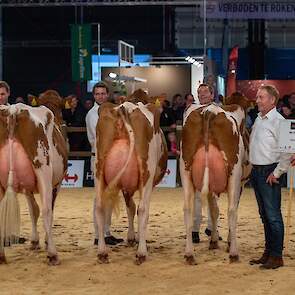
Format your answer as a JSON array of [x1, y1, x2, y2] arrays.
[[63, 94, 89, 151], [171, 93, 185, 122], [184, 93, 195, 108]]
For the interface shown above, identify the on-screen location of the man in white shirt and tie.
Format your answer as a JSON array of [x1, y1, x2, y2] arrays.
[[249, 85, 291, 269], [86, 81, 123, 246]]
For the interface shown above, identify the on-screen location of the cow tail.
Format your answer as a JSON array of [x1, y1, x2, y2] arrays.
[[200, 111, 212, 206], [102, 107, 135, 217], [0, 111, 21, 247]]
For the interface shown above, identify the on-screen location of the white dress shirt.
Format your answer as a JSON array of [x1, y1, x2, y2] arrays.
[[85, 102, 99, 154], [249, 107, 291, 178]]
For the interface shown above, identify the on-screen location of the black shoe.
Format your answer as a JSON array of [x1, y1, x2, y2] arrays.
[[4, 236, 27, 247], [192, 232, 200, 243], [259, 256, 283, 269], [94, 236, 124, 246], [249, 252, 269, 265], [105, 235, 124, 245], [205, 228, 223, 241]]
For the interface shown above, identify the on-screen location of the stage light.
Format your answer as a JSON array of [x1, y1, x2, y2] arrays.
[[185, 56, 191, 61], [231, 69, 236, 74]]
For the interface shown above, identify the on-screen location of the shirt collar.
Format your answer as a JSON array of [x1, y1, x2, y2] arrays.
[[258, 107, 276, 120]]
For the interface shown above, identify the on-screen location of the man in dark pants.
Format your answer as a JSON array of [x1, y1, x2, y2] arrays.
[[249, 85, 291, 269]]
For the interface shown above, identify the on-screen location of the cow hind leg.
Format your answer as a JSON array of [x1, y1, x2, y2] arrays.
[[36, 170, 60, 266], [227, 179, 240, 263], [25, 193, 40, 250], [208, 193, 219, 250], [0, 186, 7, 264], [95, 180, 109, 264], [136, 182, 154, 265], [124, 192, 136, 246], [180, 160, 197, 265]]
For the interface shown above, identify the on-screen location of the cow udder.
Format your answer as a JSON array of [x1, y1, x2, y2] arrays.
[[0, 139, 37, 192], [192, 144, 228, 194], [104, 139, 139, 194]]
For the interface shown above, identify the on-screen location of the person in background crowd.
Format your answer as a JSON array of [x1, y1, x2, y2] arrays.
[[184, 93, 195, 108], [0, 80, 10, 105], [85, 81, 123, 246], [167, 131, 180, 156], [160, 99, 176, 152], [83, 99, 94, 112], [280, 102, 292, 119], [63, 94, 88, 151], [249, 85, 291, 269], [171, 93, 185, 123], [246, 105, 259, 130], [218, 94, 224, 105], [15, 96, 25, 104], [288, 93, 295, 112], [285, 93, 295, 119], [192, 83, 222, 243], [112, 90, 121, 104]]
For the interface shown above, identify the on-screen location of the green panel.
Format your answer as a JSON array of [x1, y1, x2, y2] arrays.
[[71, 24, 92, 81]]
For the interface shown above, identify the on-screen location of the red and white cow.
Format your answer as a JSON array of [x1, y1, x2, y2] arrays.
[[180, 102, 250, 264], [0, 90, 68, 265], [94, 101, 167, 264]]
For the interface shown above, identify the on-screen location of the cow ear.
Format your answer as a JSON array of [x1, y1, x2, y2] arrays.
[[27, 94, 39, 107]]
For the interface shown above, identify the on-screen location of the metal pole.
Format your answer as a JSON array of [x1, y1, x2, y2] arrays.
[[203, 0, 207, 58], [118, 40, 121, 85], [97, 23, 100, 81], [163, 5, 165, 51]]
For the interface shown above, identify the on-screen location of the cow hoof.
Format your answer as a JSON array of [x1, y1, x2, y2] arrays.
[[0, 255, 7, 264], [47, 255, 60, 266], [97, 253, 109, 264], [229, 255, 239, 263], [127, 239, 136, 247], [209, 240, 219, 250], [30, 241, 41, 250], [135, 254, 146, 265], [184, 255, 197, 265]]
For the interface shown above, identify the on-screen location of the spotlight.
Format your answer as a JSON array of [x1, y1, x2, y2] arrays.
[[231, 69, 236, 74], [109, 72, 117, 78], [185, 56, 191, 61]]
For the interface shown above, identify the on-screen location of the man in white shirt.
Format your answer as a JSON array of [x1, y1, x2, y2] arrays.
[[192, 83, 222, 243], [249, 85, 291, 269], [0, 80, 10, 105], [85, 81, 123, 246]]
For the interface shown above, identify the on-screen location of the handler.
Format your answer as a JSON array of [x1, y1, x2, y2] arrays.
[[249, 85, 291, 269]]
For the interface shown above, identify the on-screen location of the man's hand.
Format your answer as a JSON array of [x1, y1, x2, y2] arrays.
[[266, 173, 279, 185]]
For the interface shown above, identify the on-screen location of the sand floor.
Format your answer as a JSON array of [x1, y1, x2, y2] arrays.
[[0, 187, 295, 295]]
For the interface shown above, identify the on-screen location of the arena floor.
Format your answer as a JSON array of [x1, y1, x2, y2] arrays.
[[0, 187, 294, 295]]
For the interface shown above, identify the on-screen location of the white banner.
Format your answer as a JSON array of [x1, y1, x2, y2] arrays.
[[62, 160, 85, 188], [279, 120, 295, 153], [203, 2, 295, 19], [157, 159, 177, 188]]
